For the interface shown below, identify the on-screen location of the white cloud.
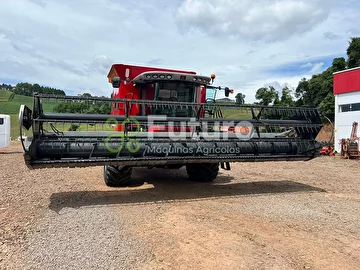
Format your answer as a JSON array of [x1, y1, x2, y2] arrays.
[[0, 0, 358, 103], [323, 31, 341, 40], [299, 61, 325, 73], [176, 0, 336, 42], [86, 55, 114, 74], [264, 81, 283, 92], [310, 62, 325, 74], [301, 63, 313, 68]]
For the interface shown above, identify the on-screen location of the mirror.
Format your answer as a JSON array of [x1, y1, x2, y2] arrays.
[[112, 77, 121, 88]]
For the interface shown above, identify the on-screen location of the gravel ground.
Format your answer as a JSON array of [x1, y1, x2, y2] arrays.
[[1, 141, 360, 270]]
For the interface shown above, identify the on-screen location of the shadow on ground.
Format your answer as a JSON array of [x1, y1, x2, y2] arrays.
[[0, 151, 23, 154], [49, 168, 326, 213]]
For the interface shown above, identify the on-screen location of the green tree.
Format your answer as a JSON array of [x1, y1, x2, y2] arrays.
[[347, 37, 360, 68], [14, 82, 33, 96], [82, 93, 92, 98], [273, 92, 280, 106], [235, 93, 246, 104], [32, 83, 41, 93], [53, 95, 111, 114], [319, 92, 335, 120], [293, 57, 347, 120], [292, 37, 360, 121], [280, 86, 294, 106], [332, 57, 346, 72], [0, 83, 13, 90], [255, 86, 277, 106], [13, 82, 65, 96], [295, 78, 309, 99], [306, 75, 323, 107]]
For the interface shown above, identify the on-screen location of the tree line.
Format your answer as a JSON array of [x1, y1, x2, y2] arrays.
[[1, 83, 110, 114], [0, 82, 66, 96], [0, 83, 13, 91], [235, 37, 360, 121], [52, 93, 111, 115], [13, 82, 66, 96]]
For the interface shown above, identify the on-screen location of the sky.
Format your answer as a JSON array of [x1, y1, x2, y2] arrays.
[[0, 0, 359, 102]]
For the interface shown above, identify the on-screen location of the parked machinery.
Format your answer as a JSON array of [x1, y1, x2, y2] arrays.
[[18, 64, 324, 186], [340, 121, 360, 159]]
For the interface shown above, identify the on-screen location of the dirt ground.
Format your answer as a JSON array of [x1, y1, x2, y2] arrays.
[[1, 141, 360, 270]]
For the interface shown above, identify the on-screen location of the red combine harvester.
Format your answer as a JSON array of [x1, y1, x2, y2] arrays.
[[18, 64, 324, 186]]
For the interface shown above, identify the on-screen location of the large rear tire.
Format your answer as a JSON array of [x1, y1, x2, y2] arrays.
[[186, 163, 219, 182], [104, 165, 132, 187]]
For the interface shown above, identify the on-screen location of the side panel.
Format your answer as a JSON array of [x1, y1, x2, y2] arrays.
[[111, 81, 141, 116], [334, 68, 360, 95], [0, 115, 11, 148], [334, 92, 360, 152], [196, 85, 206, 103]]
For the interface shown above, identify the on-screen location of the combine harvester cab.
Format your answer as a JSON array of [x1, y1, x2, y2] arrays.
[[19, 64, 324, 186]]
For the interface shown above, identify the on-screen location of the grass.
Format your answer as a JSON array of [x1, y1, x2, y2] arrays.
[[206, 101, 256, 119], [0, 90, 58, 139], [0, 91, 32, 113], [221, 109, 252, 119], [211, 106, 253, 119]]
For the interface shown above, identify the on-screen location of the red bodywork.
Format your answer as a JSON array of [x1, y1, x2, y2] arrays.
[[333, 67, 360, 95], [107, 64, 208, 131], [107, 64, 206, 116]]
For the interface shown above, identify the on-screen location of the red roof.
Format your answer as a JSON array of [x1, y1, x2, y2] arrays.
[[333, 66, 360, 95], [107, 64, 196, 82]]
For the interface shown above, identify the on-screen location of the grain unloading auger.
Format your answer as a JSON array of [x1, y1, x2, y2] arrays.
[[19, 93, 323, 185]]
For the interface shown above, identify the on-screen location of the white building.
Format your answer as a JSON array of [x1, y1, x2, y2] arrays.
[[334, 67, 360, 153]]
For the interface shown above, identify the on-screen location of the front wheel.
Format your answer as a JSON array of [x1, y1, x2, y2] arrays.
[[104, 165, 132, 187], [186, 163, 219, 182]]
